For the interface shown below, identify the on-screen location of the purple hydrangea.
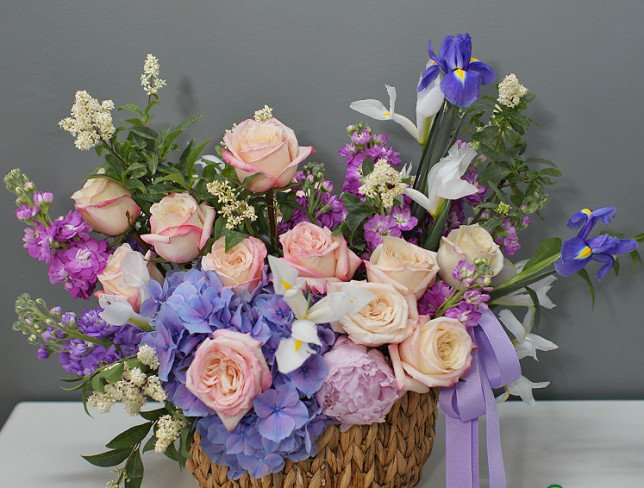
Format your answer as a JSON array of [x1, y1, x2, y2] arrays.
[[255, 385, 310, 443]]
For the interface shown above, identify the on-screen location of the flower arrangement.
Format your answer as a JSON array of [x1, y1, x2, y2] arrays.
[[5, 37, 642, 488]]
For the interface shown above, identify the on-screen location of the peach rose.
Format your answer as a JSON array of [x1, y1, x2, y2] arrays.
[[437, 224, 504, 287], [71, 175, 140, 236], [96, 244, 162, 312], [389, 316, 474, 392], [365, 236, 439, 299], [201, 236, 267, 293], [186, 329, 271, 431], [329, 281, 417, 347], [279, 222, 361, 291], [222, 118, 313, 192], [141, 193, 215, 264]]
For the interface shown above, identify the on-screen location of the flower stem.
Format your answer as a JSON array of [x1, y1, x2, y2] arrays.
[[266, 190, 278, 251]]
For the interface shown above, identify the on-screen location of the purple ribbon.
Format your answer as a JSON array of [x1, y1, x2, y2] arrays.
[[439, 310, 521, 488]]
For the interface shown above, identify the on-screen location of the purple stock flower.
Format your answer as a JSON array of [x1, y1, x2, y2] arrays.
[[23, 223, 57, 263], [37, 345, 50, 360], [364, 215, 402, 250], [33, 191, 54, 205], [316, 194, 347, 229], [452, 259, 476, 282], [365, 144, 402, 166], [53, 210, 92, 242], [462, 169, 488, 205], [418, 281, 453, 316], [58, 238, 110, 299], [254, 385, 310, 443], [351, 130, 371, 145], [16, 204, 39, 221], [444, 302, 482, 327], [391, 205, 418, 231], [495, 219, 521, 256]]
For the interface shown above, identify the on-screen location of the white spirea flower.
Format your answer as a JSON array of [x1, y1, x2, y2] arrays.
[[140, 54, 166, 96], [359, 159, 407, 209], [154, 415, 186, 453], [143, 375, 167, 402], [106, 481, 119, 488], [207, 180, 257, 229], [59, 90, 115, 150], [137, 344, 160, 370], [125, 367, 146, 388], [253, 105, 273, 122], [497, 73, 528, 108]]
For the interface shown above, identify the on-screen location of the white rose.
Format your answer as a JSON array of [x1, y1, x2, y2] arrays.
[[329, 281, 417, 347], [365, 236, 439, 298], [437, 224, 504, 287]]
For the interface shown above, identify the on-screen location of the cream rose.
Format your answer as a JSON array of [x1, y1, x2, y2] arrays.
[[141, 193, 216, 264], [437, 224, 504, 287], [329, 281, 417, 347], [279, 222, 361, 290], [222, 118, 313, 192], [186, 329, 272, 431], [365, 236, 439, 299], [389, 316, 474, 392], [201, 236, 267, 293], [96, 244, 162, 312], [71, 175, 141, 236]]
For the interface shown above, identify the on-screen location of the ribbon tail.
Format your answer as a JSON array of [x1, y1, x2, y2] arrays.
[[483, 373, 507, 488], [445, 416, 479, 488]]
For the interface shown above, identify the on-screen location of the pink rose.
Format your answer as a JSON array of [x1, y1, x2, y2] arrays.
[[71, 175, 140, 236], [329, 281, 417, 347], [141, 193, 216, 264], [201, 236, 267, 293], [279, 222, 361, 290], [365, 236, 440, 299], [316, 336, 400, 431], [186, 329, 271, 431], [222, 118, 313, 192], [389, 316, 474, 392], [96, 244, 162, 312]]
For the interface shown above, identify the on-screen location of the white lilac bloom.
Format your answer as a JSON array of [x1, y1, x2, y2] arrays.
[[404, 142, 478, 216], [499, 308, 558, 361], [270, 256, 375, 373], [497, 375, 550, 405]]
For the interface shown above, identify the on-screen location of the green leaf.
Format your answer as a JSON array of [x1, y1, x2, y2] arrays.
[[163, 443, 181, 463], [130, 126, 158, 141], [576, 268, 595, 308], [90, 373, 105, 394], [139, 407, 167, 422], [612, 256, 620, 276], [524, 238, 562, 273], [142, 434, 157, 453], [106, 423, 152, 450], [212, 216, 225, 240], [523, 286, 541, 330], [125, 449, 144, 480], [632, 232, 644, 242], [630, 249, 642, 269], [82, 448, 132, 467], [118, 103, 144, 116], [223, 229, 247, 251]]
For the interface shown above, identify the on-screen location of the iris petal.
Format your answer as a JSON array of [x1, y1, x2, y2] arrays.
[[440, 69, 482, 107], [468, 60, 496, 85], [590, 253, 614, 280], [417, 64, 441, 92], [554, 258, 589, 277], [560, 236, 591, 261]]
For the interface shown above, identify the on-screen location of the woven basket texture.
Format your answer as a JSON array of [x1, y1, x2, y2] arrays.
[[187, 389, 438, 488]]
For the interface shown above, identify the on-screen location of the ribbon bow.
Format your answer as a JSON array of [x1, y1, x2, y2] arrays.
[[439, 310, 521, 488]]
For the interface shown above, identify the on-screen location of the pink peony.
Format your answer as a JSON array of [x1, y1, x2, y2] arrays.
[[186, 329, 272, 431], [316, 336, 400, 431]]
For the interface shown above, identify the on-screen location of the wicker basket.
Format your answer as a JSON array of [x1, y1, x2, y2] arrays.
[[187, 389, 439, 488]]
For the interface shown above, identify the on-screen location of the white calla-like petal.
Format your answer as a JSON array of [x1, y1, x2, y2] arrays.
[[505, 376, 550, 405], [275, 337, 315, 374], [500, 308, 558, 361], [499, 309, 526, 342], [291, 319, 321, 345], [416, 77, 444, 144], [349, 99, 391, 120], [493, 275, 557, 309], [307, 287, 375, 323], [268, 255, 299, 295], [99, 294, 143, 326], [121, 251, 151, 288]]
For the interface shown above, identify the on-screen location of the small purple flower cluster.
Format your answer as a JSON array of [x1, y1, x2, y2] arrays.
[[22, 208, 110, 299], [494, 218, 521, 256], [447, 168, 488, 231], [278, 174, 347, 233], [339, 126, 402, 196], [364, 205, 418, 251], [39, 308, 143, 376]]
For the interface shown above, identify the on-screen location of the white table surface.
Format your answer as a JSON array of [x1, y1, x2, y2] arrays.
[[1, 401, 643, 487]]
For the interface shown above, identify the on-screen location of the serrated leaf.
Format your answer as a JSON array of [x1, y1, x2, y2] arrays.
[[82, 448, 132, 467], [106, 423, 152, 449], [576, 268, 595, 308]]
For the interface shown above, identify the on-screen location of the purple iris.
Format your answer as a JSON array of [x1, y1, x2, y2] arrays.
[[417, 33, 495, 107], [555, 206, 638, 280]]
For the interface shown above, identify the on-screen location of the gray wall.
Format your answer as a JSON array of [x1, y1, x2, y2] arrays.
[[1, 0, 643, 427]]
